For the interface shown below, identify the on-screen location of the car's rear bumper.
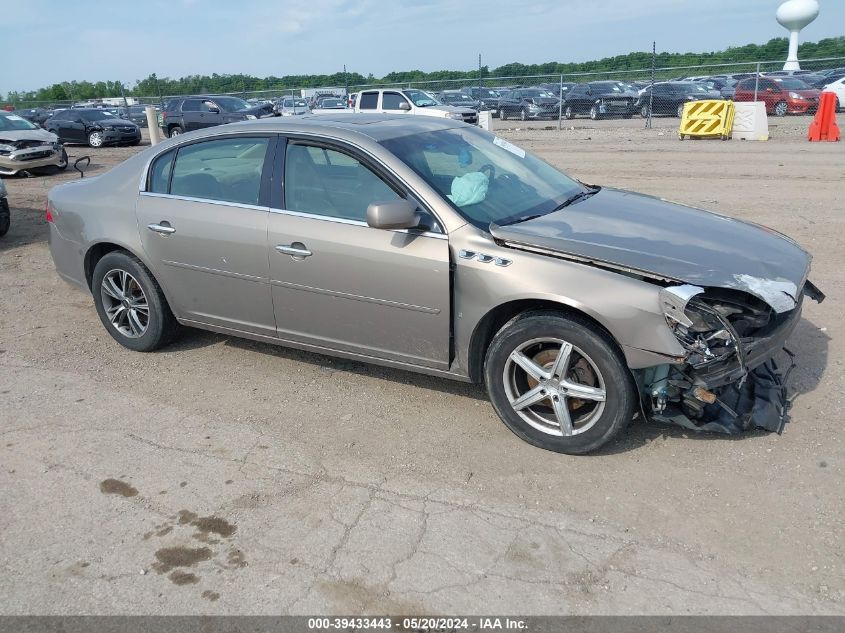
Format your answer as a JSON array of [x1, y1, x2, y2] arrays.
[[48, 223, 87, 290]]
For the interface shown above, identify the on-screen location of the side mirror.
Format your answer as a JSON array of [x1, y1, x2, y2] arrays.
[[204, 101, 220, 113], [765, 88, 775, 93], [367, 199, 419, 230], [399, 102, 411, 111]]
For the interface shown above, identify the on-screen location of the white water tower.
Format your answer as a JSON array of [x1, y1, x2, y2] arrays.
[[776, 0, 820, 71]]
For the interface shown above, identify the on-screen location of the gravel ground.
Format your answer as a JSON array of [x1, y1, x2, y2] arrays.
[[0, 116, 843, 615]]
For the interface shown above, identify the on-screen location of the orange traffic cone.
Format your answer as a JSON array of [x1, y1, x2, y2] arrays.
[[808, 92, 840, 142]]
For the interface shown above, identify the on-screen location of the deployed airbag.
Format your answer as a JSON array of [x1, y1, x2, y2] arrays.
[[447, 172, 488, 207]]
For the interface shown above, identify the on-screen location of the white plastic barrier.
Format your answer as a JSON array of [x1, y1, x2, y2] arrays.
[[732, 102, 769, 141], [478, 110, 491, 130]]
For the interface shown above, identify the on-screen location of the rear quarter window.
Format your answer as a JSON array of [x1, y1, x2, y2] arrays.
[[148, 149, 175, 194]]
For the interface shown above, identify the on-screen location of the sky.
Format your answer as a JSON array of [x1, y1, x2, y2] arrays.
[[1, 0, 843, 93]]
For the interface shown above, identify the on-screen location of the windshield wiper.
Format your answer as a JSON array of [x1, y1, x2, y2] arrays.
[[550, 187, 600, 213], [497, 214, 543, 227]]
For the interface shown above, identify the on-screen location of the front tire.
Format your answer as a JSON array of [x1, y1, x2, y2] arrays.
[[92, 252, 178, 352], [677, 103, 685, 118], [520, 108, 528, 121], [56, 147, 68, 171], [484, 311, 635, 455], [564, 106, 574, 120], [589, 104, 601, 120], [0, 199, 10, 237], [499, 108, 507, 121], [774, 101, 788, 117]]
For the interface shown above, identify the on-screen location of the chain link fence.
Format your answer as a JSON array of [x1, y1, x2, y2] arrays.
[[5, 56, 845, 119]]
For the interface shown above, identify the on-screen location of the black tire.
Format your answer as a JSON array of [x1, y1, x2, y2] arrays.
[[0, 199, 10, 237], [57, 147, 68, 171], [520, 108, 528, 121], [640, 105, 650, 118], [564, 106, 574, 120], [589, 104, 601, 120], [774, 101, 788, 117], [168, 125, 184, 137], [484, 311, 635, 455], [499, 108, 507, 121], [676, 103, 685, 118], [92, 251, 178, 352]]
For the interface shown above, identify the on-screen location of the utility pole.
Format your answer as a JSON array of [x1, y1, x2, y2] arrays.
[[645, 41, 655, 129], [344, 64, 348, 98], [478, 54, 482, 95]]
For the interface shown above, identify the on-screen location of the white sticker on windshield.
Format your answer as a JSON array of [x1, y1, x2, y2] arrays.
[[7, 115, 25, 121], [493, 136, 526, 159]]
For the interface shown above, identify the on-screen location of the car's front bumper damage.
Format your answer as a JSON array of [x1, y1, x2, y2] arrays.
[[637, 280, 825, 435], [0, 141, 64, 176]]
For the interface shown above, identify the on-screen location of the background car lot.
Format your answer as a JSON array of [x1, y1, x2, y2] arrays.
[[0, 115, 842, 614]]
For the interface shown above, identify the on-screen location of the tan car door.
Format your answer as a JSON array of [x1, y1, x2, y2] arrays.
[[267, 139, 451, 369], [136, 135, 276, 337]]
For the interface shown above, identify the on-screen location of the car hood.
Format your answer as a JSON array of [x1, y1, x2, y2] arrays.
[[0, 127, 57, 143], [489, 187, 812, 312], [89, 118, 137, 128]]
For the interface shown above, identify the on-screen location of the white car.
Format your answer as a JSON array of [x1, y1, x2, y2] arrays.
[[822, 77, 844, 112], [353, 88, 478, 125]]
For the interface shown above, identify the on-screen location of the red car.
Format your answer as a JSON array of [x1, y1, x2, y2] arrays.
[[734, 76, 820, 116]]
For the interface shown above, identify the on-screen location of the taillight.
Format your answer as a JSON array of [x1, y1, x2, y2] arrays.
[[46, 202, 54, 223]]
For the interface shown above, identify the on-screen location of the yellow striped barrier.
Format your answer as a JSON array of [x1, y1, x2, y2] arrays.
[[679, 100, 735, 140]]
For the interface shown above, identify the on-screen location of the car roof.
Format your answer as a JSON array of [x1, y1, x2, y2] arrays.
[[161, 114, 467, 143]]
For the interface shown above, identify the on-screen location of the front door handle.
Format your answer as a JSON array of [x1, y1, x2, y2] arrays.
[[148, 222, 176, 235], [275, 244, 312, 258]]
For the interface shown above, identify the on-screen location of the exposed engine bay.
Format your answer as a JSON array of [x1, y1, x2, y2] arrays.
[[637, 281, 825, 434]]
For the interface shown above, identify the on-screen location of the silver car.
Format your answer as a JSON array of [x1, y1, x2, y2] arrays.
[[0, 112, 68, 176], [47, 115, 824, 454]]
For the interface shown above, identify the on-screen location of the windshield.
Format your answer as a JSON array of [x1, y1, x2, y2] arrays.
[[81, 110, 113, 122], [319, 99, 344, 107], [774, 78, 811, 90], [0, 113, 39, 131], [213, 96, 250, 112], [592, 82, 629, 93], [477, 89, 499, 98], [524, 90, 557, 98], [402, 89, 440, 107], [445, 93, 473, 101], [380, 126, 584, 230]]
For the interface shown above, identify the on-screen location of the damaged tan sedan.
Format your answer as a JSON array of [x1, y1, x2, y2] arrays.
[[46, 116, 824, 454], [0, 112, 68, 176]]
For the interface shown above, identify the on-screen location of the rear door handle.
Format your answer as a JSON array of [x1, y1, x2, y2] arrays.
[[275, 244, 312, 258], [148, 222, 176, 235]]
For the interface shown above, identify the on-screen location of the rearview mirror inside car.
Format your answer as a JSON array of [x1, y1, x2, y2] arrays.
[[367, 199, 419, 230]]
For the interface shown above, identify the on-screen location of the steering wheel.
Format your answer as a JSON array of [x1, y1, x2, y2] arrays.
[[479, 163, 496, 180]]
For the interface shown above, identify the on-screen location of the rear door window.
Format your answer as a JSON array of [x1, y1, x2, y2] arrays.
[[169, 137, 270, 205], [359, 92, 379, 110]]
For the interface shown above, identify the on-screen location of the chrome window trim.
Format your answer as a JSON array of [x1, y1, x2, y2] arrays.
[[140, 191, 268, 212], [269, 207, 448, 240]]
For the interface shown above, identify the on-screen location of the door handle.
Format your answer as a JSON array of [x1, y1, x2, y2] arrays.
[[148, 222, 176, 235], [275, 244, 312, 258]]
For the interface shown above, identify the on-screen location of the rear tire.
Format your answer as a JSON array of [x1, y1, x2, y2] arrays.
[[92, 251, 178, 352], [168, 126, 184, 137], [484, 311, 635, 455]]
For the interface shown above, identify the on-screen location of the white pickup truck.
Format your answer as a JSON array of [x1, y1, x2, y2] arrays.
[[352, 88, 478, 125]]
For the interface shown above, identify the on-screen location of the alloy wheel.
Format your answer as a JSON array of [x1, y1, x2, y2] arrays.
[[503, 337, 606, 437], [88, 132, 104, 148], [774, 101, 788, 117], [100, 269, 150, 338]]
